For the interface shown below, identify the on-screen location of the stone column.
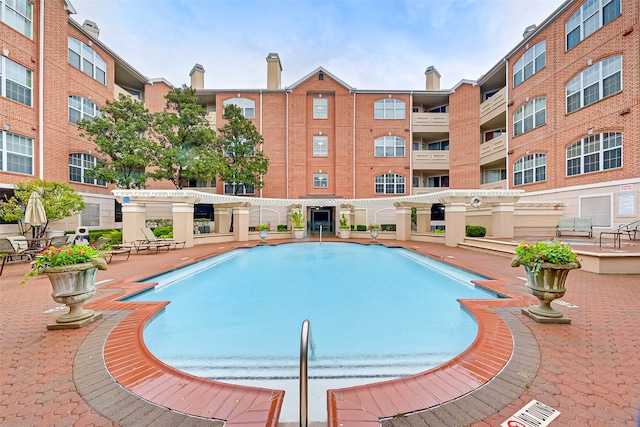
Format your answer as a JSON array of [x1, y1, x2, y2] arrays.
[[444, 203, 467, 247], [172, 202, 195, 248], [214, 208, 231, 234], [233, 206, 250, 242], [491, 203, 515, 238], [394, 205, 412, 241], [416, 206, 432, 233], [121, 202, 147, 244]]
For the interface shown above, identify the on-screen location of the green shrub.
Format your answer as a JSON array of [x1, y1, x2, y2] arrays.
[[277, 224, 288, 232], [87, 228, 119, 244], [431, 228, 446, 234], [381, 224, 396, 232], [152, 225, 174, 238], [102, 229, 122, 245], [356, 224, 367, 231], [465, 225, 486, 237]]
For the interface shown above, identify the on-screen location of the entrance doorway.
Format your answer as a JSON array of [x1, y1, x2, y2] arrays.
[[309, 207, 334, 235]]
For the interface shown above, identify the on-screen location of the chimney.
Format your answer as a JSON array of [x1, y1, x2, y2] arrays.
[[425, 66, 441, 91], [266, 53, 282, 89], [523, 24, 537, 39], [189, 63, 205, 89], [82, 20, 100, 38]]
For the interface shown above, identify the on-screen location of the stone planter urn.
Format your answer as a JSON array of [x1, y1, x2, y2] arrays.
[[370, 229, 379, 242], [293, 228, 305, 239], [258, 229, 268, 244], [513, 257, 580, 323], [44, 258, 108, 327], [339, 229, 351, 239]]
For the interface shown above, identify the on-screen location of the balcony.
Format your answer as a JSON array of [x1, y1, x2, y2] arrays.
[[480, 87, 506, 126], [206, 112, 217, 128], [412, 186, 449, 195], [412, 113, 449, 133], [480, 134, 506, 165], [480, 179, 507, 189], [412, 150, 449, 170]]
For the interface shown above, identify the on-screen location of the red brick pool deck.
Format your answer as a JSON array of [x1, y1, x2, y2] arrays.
[[1, 238, 639, 426]]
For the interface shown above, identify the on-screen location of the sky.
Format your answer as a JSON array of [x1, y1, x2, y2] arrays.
[[70, 0, 567, 91]]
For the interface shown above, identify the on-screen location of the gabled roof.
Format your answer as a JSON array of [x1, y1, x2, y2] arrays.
[[61, 0, 77, 14], [286, 67, 354, 91]]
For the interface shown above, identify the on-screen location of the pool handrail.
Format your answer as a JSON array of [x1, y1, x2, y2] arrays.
[[300, 319, 315, 427]]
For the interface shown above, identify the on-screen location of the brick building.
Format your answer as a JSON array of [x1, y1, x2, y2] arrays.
[[1, 0, 638, 235]]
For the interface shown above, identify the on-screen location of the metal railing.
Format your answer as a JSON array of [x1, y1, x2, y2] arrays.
[[300, 319, 315, 427]]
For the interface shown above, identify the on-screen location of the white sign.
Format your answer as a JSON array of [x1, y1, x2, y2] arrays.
[[619, 192, 635, 215], [502, 400, 561, 427], [620, 184, 633, 191]]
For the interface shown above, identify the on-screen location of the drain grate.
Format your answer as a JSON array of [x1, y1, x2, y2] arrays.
[[501, 399, 560, 427]]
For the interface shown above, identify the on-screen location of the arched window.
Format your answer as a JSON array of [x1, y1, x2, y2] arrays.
[[566, 56, 621, 113], [68, 37, 106, 84], [566, 132, 622, 176], [223, 97, 255, 119], [68, 96, 100, 124], [513, 98, 546, 136], [513, 41, 546, 87], [69, 153, 106, 186], [513, 153, 546, 186], [566, 0, 621, 50], [374, 98, 405, 119], [374, 173, 405, 194], [374, 136, 405, 157]]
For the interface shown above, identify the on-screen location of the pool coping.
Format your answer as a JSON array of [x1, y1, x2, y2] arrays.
[[80, 242, 536, 427]]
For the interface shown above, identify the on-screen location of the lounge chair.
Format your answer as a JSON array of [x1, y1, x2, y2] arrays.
[[94, 237, 131, 263], [0, 237, 35, 276], [141, 227, 185, 249], [49, 235, 74, 248], [620, 220, 640, 240]]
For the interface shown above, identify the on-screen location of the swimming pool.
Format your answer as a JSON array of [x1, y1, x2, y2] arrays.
[[128, 243, 497, 421]]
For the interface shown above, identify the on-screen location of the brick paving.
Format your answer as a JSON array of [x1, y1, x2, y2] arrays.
[[1, 238, 639, 426]]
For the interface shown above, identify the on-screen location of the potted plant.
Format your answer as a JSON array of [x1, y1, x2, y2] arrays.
[[339, 214, 351, 239], [368, 224, 381, 242], [291, 210, 305, 239], [257, 224, 269, 243], [511, 240, 580, 322], [23, 245, 108, 326]]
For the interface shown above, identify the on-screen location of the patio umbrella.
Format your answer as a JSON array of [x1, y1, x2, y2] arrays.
[[24, 191, 47, 238]]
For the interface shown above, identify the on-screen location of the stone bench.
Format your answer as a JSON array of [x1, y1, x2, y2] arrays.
[[556, 217, 592, 238]]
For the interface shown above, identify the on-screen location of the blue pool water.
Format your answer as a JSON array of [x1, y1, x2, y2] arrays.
[[128, 243, 496, 421]]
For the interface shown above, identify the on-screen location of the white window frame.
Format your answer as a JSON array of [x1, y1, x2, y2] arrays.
[[0, 55, 33, 106], [68, 95, 100, 124], [69, 153, 106, 186], [223, 97, 255, 119], [566, 56, 621, 113], [313, 97, 328, 119], [313, 173, 328, 188], [580, 194, 613, 227], [566, 132, 622, 176], [313, 135, 328, 157], [374, 173, 405, 194], [566, 0, 621, 50], [1, 130, 33, 175], [224, 182, 255, 195], [513, 41, 546, 87], [374, 136, 405, 157], [513, 153, 546, 186], [68, 37, 106, 85], [513, 98, 546, 136], [1, 0, 32, 38], [81, 203, 101, 227], [374, 98, 405, 119]]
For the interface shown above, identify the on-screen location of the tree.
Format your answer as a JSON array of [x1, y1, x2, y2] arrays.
[[215, 104, 269, 195], [77, 94, 161, 189], [0, 180, 85, 237], [152, 86, 221, 189]]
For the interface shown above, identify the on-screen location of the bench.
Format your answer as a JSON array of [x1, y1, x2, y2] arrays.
[[556, 217, 592, 238]]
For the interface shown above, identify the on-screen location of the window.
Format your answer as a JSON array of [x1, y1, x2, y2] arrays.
[[580, 195, 612, 227], [566, 56, 621, 113], [1, 0, 32, 37], [428, 175, 449, 188], [427, 105, 447, 113], [0, 56, 32, 106], [224, 182, 254, 195], [513, 153, 546, 186], [68, 37, 106, 85], [81, 203, 100, 227], [427, 140, 449, 151], [223, 97, 255, 119], [313, 135, 328, 157], [374, 136, 405, 157], [69, 153, 106, 186], [375, 173, 405, 194], [482, 169, 507, 184], [566, 132, 622, 176], [313, 173, 328, 188], [513, 41, 546, 87], [318, 72, 324, 81], [1, 130, 33, 174], [513, 98, 546, 136], [114, 200, 122, 222], [484, 129, 506, 142], [313, 97, 328, 119], [566, 0, 621, 50], [68, 96, 100, 124], [374, 98, 405, 119]]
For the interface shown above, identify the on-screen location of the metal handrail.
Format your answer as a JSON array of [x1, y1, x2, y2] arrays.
[[319, 225, 322, 244], [300, 319, 315, 427]]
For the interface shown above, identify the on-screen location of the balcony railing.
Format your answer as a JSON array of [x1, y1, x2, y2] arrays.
[[412, 186, 449, 195], [411, 112, 449, 133], [479, 134, 506, 165], [412, 150, 449, 170], [480, 179, 507, 189], [480, 87, 506, 126], [206, 112, 217, 127]]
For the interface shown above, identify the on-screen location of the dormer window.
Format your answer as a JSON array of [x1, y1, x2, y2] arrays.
[[318, 72, 324, 81]]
